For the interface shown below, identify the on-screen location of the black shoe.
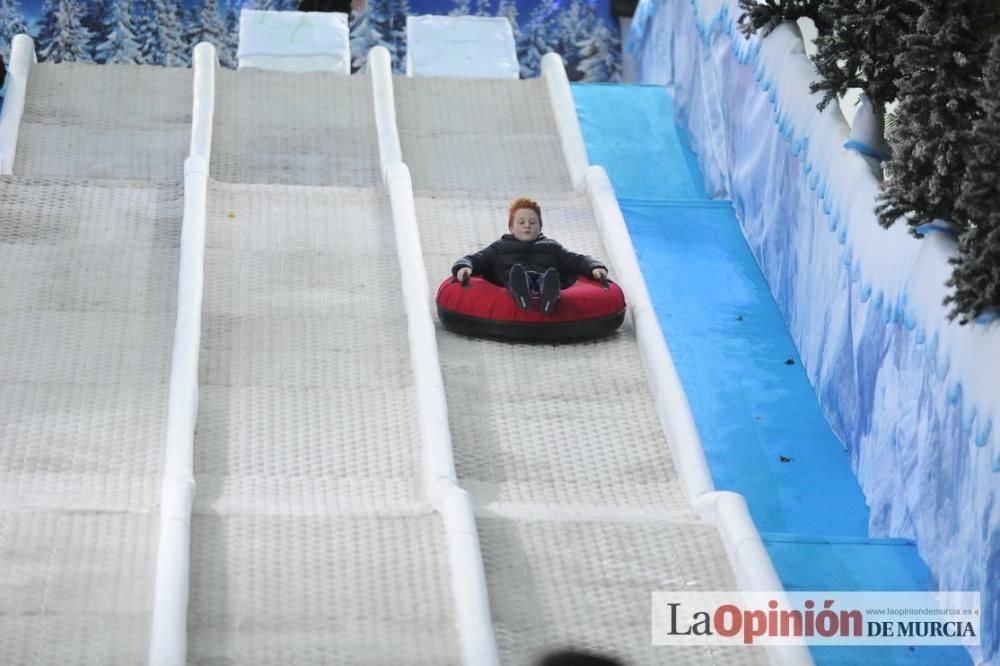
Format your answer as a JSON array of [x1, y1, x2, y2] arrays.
[[539, 267, 561, 314], [508, 264, 532, 310]]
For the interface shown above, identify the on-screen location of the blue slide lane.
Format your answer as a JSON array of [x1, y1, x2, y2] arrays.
[[571, 83, 969, 665]]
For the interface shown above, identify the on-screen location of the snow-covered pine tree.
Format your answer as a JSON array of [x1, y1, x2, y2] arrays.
[[180, 4, 203, 61], [558, 0, 599, 80], [809, 1, 919, 113], [576, 18, 621, 82], [497, 0, 518, 33], [876, 0, 999, 233], [736, 0, 826, 38], [472, 0, 491, 17], [449, 0, 471, 16], [945, 34, 1000, 323], [144, 0, 188, 66], [92, 0, 143, 64], [0, 0, 29, 60], [36, 0, 93, 62], [191, 0, 234, 67], [349, 6, 375, 72], [223, 0, 240, 68], [389, 0, 410, 73], [359, 0, 408, 73], [134, 0, 157, 62], [517, 1, 557, 77], [81, 0, 106, 58]]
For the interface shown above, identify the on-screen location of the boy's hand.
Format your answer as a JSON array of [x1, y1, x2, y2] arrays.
[[592, 268, 608, 281], [456, 267, 472, 284]]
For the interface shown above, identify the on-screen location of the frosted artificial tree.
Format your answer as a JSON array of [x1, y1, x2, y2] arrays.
[[876, 0, 999, 234], [736, 0, 828, 38], [945, 35, 1000, 324], [809, 0, 920, 161]]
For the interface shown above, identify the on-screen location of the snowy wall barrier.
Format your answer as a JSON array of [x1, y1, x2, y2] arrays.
[[148, 41, 215, 666], [0, 34, 35, 175], [630, 1, 999, 662]]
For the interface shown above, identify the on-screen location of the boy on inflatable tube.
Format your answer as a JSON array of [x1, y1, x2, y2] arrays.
[[452, 197, 609, 315]]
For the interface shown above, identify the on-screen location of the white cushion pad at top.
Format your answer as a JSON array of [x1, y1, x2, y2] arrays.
[[238, 9, 350, 74]]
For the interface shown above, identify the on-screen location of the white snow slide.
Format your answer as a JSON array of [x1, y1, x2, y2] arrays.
[[0, 34, 810, 666], [181, 52, 463, 664], [384, 58, 806, 663], [0, 39, 184, 661]]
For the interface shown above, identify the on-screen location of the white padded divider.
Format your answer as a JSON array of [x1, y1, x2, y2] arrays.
[[541, 52, 589, 192], [405, 15, 519, 79], [583, 166, 812, 665], [148, 41, 216, 666], [0, 34, 36, 174], [539, 49, 807, 663], [370, 46, 402, 183], [385, 162, 499, 666], [238, 9, 350, 74], [583, 166, 715, 501], [694, 492, 816, 666]]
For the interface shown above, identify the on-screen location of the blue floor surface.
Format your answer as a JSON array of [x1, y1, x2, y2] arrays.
[[571, 82, 969, 666]]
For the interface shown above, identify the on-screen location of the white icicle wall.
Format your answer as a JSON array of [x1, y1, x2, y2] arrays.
[[628, 1, 999, 664]]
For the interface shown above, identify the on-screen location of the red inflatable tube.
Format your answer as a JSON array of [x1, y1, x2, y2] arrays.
[[436, 275, 627, 342]]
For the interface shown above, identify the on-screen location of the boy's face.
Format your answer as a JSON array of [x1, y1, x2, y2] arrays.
[[510, 208, 541, 242]]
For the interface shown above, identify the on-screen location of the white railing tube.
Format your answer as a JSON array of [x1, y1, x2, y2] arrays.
[[541, 52, 589, 192], [384, 161, 499, 666], [148, 42, 216, 666], [369, 46, 403, 184], [584, 164, 717, 500], [542, 48, 811, 664], [0, 34, 37, 175]]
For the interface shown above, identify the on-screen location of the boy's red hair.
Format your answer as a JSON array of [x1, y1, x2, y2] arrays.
[[508, 197, 542, 230]]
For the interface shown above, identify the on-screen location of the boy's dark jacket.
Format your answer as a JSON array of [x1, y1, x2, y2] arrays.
[[452, 233, 606, 287]]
